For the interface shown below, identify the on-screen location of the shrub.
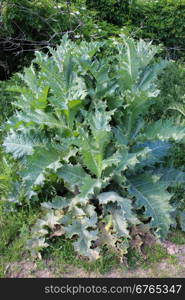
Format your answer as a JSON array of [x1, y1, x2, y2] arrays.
[[131, 0, 185, 60], [147, 62, 185, 122], [0, 75, 25, 203], [3, 36, 185, 260], [0, 74, 21, 124], [0, 0, 81, 78], [86, 0, 131, 25], [87, 0, 185, 60]]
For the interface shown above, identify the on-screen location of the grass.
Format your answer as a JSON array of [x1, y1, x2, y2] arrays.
[[43, 230, 178, 275], [126, 243, 176, 270], [168, 229, 185, 245], [42, 238, 120, 275], [143, 244, 177, 265], [0, 203, 39, 277]]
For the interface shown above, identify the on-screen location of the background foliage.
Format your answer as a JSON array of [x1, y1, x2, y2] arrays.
[[86, 0, 185, 60]]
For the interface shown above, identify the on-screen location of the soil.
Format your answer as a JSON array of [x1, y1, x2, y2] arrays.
[[4, 241, 185, 278]]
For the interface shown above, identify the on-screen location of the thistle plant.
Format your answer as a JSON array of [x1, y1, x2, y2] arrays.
[[3, 35, 185, 259]]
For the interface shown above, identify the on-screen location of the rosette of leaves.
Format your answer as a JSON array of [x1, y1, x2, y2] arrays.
[[3, 35, 185, 260]]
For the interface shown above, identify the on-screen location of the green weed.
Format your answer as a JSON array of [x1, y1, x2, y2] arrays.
[[0, 204, 39, 277]]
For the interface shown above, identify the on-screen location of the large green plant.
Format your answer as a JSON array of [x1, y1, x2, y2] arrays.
[[3, 35, 185, 259]]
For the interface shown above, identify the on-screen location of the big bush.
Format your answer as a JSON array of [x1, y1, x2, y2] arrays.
[[3, 36, 185, 259]]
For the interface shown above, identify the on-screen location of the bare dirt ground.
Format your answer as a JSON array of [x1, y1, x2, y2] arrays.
[[4, 242, 185, 278]]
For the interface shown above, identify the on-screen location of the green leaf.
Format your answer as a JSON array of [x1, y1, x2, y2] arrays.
[[109, 204, 130, 237], [57, 164, 102, 203], [116, 151, 140, 173], [42, 211, 61, 230], [121, 36, 140, 82], [117, 36, 160, 90], [153, 168, 185, 187], [113, 127, 128, 146], [79, 102, 113, 177], [137, 60, 168, 92], [114, 148, 149, 173], [88, 102, 113, 133], [14, 109, 65, 129], [98, 191, 138, 223], [128, 174, 173, 237], [89, 59, 116, 99], [57, 164, 87, 188], [66, 217, 100, 259], [18, 65, 38, 93], [144, 120, 185, 141], [35, 48, 87, 109], [63, 54, 74, 88], [78, 176, 102, 201], [3, 129, 46, 159], [26, 237, 48, 252], [80, 130, 103, 177], [41, 196, 69, 210], [102, 152, 121, 171], [20, 147, 61, 199], [64, 99, 83, 129], [98, 191, 139, 237], [134, 141, 171, 166]]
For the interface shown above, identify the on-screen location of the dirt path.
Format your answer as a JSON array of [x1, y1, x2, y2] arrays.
[[4, 242, 185, 278]]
